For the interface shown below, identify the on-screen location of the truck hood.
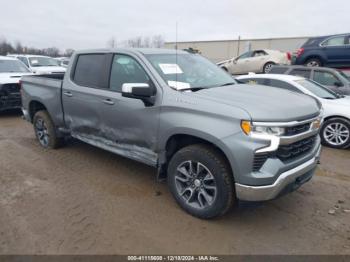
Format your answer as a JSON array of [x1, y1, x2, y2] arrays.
[[0, 72, 33, 84], [31, 66, 66, 74], [191, 84, 321, 122]]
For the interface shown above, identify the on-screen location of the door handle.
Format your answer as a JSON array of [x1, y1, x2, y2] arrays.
[[63, 91, 73, 97], [102, 99, 114, 105]]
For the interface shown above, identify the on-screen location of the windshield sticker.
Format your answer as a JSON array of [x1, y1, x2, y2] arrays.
[[31, 60, 39, 64], [168, 81, 191, 90], [159, 64, 183, 75]]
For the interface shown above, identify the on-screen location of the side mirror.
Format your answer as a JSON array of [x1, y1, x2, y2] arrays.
[[334, 81, 343, 87], [122, 83, 155, 106]]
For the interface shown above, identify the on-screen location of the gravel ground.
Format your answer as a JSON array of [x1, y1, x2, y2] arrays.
[[0, 110, 349, 255]]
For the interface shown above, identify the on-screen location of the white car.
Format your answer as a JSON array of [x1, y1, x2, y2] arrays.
[[54, 57, 70, 68], [218, 49, 291, 75], [237, 74, 350, 149], [7, 54, 66, 74], [0, 56, 33, 111]]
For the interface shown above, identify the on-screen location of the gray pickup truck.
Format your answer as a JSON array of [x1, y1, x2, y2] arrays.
[[21, 48, 322, 218]]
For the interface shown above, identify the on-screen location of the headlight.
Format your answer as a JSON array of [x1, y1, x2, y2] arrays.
[[311, 116, 322, 130], [241, 121, 285, 136]]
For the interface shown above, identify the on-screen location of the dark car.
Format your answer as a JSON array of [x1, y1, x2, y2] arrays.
[[293, 34, 350, 68], [270, 65, 350, 95]]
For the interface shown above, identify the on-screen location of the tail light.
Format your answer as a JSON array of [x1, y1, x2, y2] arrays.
[[286, 52, 292, 60], [296, 48, 304, 58]]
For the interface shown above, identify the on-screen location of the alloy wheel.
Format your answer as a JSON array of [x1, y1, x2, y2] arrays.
[[323, 122, 350, 146], [306, 60, 320, 67], [35, 118, 50, 147], [174, 160, 217, 209], [264, 63, 274, 73]]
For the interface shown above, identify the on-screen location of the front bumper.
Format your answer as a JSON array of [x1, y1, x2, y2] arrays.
[[235, 144, 321, 201]]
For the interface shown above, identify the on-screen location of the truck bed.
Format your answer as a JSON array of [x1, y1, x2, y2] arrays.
[[21, 74, 65, 127]]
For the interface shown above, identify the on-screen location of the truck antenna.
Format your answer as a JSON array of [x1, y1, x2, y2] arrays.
[[175, 21, 178, 84]]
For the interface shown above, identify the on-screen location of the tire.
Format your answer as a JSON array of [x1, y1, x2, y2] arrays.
[[167, 144, 235, 219], [320, 117, 350, 149], [33, 110, 64, 149], [263, 62, 275, 73], [305, 58, 322, 67]]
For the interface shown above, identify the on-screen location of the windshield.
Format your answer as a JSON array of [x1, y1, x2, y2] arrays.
[[145, 53, 236, 90], [0, 60, 30, 73], [29, 57, 59, 67], [295, 79, 340, 99], [338, 70, 350, 81]]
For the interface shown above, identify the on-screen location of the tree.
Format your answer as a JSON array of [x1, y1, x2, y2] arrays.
[[151, 35, 164, 48], [106, 37, 116, 48], [15, 41, 24, 54], [64, 49, 75, 57], [121, 35, 165, 48]]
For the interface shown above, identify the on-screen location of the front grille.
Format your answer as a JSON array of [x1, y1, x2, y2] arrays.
[[1, 83, 20, 94], [284, 123, 311, 136], [277, 135, 317, 162], [0, 84, 21, 110], [253, 153, 269, 172]]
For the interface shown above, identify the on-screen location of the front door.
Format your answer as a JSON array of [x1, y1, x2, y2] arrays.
[[322, 35, 349, 66], [98, 53, 160, 166], [229, 51, 253, 75]]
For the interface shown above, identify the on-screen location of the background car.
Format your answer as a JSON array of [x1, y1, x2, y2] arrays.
[[292, 33, 350, 67], [270, 65, 350, 95], [237, 74, 350, 149], [217, 49, 291, 75], [0, 56, 32, 111], [54, 57, 70, 68], [7, 54, 66, 74]]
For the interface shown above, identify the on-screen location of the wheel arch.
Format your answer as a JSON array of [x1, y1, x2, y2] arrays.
[[303, 55, 325, 65], [324, 115, 350, 122], [28, 100, 47, 122], [158, 132, 237, 181]]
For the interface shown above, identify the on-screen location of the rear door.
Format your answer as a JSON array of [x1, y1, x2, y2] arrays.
[[62, 53, 111, 139], [321, 35, 349, 66]]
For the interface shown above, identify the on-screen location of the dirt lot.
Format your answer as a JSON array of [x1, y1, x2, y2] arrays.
[[0, 110, 349, 255]]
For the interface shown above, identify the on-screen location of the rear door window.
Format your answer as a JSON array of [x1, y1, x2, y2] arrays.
[[290, 69, 311, 78], [314, 71, 341, 86], [73, 54, 107, 88], [322, 36, 346, 47]]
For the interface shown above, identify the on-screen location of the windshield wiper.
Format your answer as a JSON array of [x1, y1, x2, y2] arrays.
[[219, 82, 236, 86], [322, 97, 336, 100], [179, 87, 206, 92]]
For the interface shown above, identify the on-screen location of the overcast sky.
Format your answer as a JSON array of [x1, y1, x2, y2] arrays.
[[0, 0, 349, 51]]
